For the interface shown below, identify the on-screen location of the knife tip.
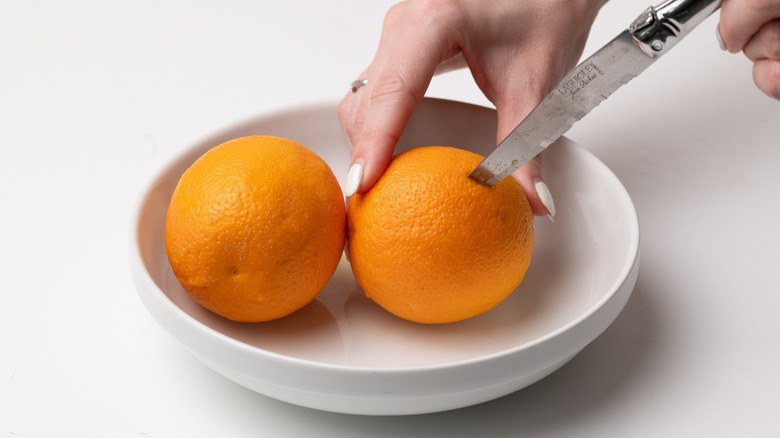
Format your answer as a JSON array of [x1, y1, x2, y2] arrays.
[[467, 169, 496, 187]]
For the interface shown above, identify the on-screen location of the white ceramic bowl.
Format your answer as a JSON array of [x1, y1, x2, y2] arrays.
[[130, 98, 639, 416]]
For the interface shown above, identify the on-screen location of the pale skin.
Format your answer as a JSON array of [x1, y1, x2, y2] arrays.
[[719, 0, 780, 99], [339, 0, 780, 216]]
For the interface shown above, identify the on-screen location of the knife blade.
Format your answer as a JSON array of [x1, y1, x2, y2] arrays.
[[468, 0, 721, 186]]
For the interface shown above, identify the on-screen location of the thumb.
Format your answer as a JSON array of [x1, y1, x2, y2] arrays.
[[495, 103, 555, 217]]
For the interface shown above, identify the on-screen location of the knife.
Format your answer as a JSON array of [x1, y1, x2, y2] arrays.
[[468, 0, 721, 186]]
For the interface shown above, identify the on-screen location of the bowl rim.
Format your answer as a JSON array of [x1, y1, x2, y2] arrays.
[[129, 98, 640, 375]]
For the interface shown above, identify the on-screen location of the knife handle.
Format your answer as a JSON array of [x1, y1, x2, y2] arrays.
[[629, 0, 721, 57]]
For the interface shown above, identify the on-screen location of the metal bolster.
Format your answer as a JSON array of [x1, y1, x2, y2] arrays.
[[629, 0, 721, 57]]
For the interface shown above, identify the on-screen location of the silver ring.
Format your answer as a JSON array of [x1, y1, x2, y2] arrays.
[[350, 79, 368, 93]]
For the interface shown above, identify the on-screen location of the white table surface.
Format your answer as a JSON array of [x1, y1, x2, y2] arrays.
[[2, 0, 779, 436]]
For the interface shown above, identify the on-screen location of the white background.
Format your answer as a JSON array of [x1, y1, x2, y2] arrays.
[[2, 0, 779, 436]]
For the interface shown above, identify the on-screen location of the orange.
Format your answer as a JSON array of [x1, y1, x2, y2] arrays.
[[164, 135, 346, 322], [346, 146, 534, 324]]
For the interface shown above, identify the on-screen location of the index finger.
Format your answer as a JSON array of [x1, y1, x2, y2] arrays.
[[347, 4, 463, 195]]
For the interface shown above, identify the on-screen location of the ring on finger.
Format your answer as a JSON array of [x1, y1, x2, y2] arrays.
[[350, 79, 368, 93]]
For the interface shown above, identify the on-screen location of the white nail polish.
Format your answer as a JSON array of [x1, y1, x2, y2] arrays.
[[345, 162, 363, 197], [534, 179, 556, 217], [715, 25, 727, 51]]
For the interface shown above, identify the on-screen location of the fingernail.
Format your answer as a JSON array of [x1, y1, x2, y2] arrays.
[[715, 24, 727, 51], [534, 178, 555, 217], [346, 162, 363, 197]]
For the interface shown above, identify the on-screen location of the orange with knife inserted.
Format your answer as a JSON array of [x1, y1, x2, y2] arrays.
[[346, 146, 534, 324]]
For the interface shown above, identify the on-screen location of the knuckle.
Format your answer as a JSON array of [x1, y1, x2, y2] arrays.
[[404, 0, 464, 40], [745, 0, 779, 13], [762, 20, 780, 58], [384, 1, 409, 27], [369, 73, 409, 104]]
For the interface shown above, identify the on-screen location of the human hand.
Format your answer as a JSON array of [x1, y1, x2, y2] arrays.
[[338, 0, 608, 216], [718, 0, 780, 99]]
